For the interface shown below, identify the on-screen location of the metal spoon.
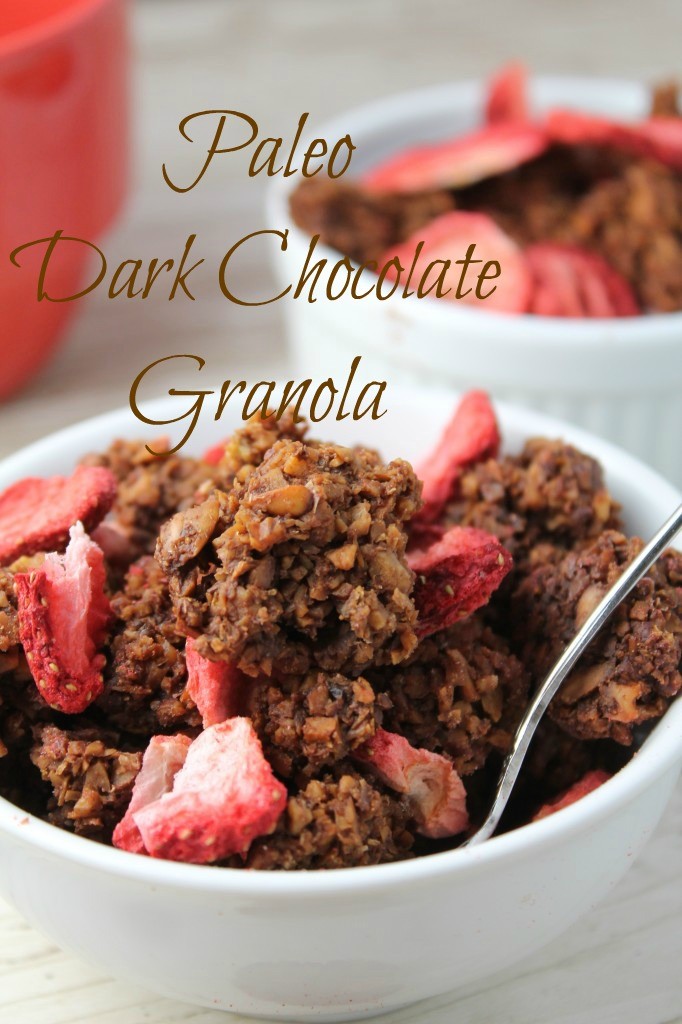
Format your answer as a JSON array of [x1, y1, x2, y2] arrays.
[[463, 501, 682, 848]]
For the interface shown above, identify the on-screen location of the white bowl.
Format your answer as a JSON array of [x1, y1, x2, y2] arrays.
[[0, 389, 680, 1022], [266, 77, 682, 486]]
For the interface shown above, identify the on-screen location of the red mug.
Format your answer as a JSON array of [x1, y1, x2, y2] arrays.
[[0, 0, 129, 399]]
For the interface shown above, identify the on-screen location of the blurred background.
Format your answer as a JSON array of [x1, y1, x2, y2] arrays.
[[2, 0, 681, 459]]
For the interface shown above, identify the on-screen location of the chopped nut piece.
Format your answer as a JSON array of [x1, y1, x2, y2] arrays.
[[250, 484, 314, 518]]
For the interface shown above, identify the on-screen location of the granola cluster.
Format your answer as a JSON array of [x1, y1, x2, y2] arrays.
[[156, 438, 422, 677], [31, 724, 142, 842], [244, 770, 414, 870], [444, 437, 621, 577], [97, 556, 201, 737], [376, 616, 528, 776], [81, 439, 218, 567], [245, 670, 383, 779], [513, 532, 682, 743]]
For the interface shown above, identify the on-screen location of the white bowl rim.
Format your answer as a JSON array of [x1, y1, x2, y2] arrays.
[[0, 390, 680, 899], [266, 73, 682, 343]]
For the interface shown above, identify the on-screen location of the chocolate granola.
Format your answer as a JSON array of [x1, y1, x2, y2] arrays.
[[513, 531, 682, 743], [0, 567, 19, 658], [289, 73, 682, 314], [246, 670, 383, 779], [82, 439, 216, 567], [444, 437, 621, 577], [244, 770, 414, 870], [156, 438, 421, 678], [0, 393, 679, 868], [376, 614, 528, 776], [30, 724, 142, 842], [563, 159, 682, 312], [97, 556, 201, 737]]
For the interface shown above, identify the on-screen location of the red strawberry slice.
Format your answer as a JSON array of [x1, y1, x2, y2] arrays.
[[185, 638, 246, 727], [546, 109, 682, 171], [363, 122, 547, 193], [0, 465, 117, 566], [113, 734, 192, 855], [354, 728, 468, 838], [409, 526, 513, 637], [636, 117, 682, 170], [133, 718, 287, 864], [546, 109, 629, 148], [525, 244, 639, 317], [485, 62, 530, 124], [415, 390, 500, 522], [202, 440, 228, 466], [381, 212, 532, 314], [533, 769, 611, 821], [16, 523, 112, 713]]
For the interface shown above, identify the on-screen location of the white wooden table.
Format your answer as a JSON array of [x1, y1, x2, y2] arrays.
[[1, 2, 681, 1021]]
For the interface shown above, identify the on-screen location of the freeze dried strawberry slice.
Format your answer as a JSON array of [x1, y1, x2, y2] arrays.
[[354, 728, 468, 838], [202, 440, 228, 466], [15, 523, 112, 713], [410, 526, 512, 637], [485, 62, 529, 124], [363, 122, 547, 193], [416, 390, 500, 522], [381, 212, 532, 313], [0, 465, 117, 565], [546, 109, 682, 171], [525, 244, 639, 317], [133, 718, 287, 864], [546, 109, 628, 148], [635, 117, 682, 170], [533, 770, 611, 821], [113, 734, 192, 855], [185, 638, 246, 727]]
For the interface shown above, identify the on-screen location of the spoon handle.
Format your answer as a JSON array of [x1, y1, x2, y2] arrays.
[[464, 502, 682, 847]]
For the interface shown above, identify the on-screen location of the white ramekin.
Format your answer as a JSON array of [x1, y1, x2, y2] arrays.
[[0, 388, 679, 1020], [266, 77, 682, 487]]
